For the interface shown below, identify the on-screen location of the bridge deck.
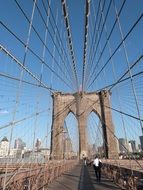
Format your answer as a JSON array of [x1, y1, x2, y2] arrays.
[[47, 164, 122, 190]]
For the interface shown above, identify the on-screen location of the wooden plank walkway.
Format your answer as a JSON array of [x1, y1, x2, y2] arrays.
[[47, 164, 122, 190]]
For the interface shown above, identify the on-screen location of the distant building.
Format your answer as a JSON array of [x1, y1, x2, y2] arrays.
[[10, 149, 24, 159], [138, 144, 142, 152], [116, 139, 120, 154], [128, 142, 133, 153], [129, 140, 136, 152], [139, 136, 143, 151], [118, 138, 128, 153], [64, 137, 73, 159], [35, 138, 41, 151], [24, 148, 50, 162], [14, 138, 26, 150], [0, 137, 9, 156]]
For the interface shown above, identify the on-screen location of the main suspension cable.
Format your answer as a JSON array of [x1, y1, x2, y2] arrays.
[[61, 0, 79, 91], [82, 0, 90, 91]]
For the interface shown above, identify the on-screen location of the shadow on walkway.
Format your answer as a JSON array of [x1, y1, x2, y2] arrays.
[[47, 164, 122, 190]]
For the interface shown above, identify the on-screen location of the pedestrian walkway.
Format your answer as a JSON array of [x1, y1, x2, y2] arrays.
[[47, 164, 122, 190]]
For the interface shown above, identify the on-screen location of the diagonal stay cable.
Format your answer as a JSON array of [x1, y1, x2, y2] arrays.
[[86, 95, 143, 123], [87, 12, 143, 89], [95, 63, 143, 93], [0, 72, 58, 91], [61, 0, 79, 91], [14, 0, 73, 88], [0, 109, 49, 130], [85, 0, 102, 79], [88, 0, 112, 67], [86, 0, 126, 88], [0, 45, 55, 92], [42, 0, 75, 86], [109, 55, 143, 91], [0, 21, 72, 90], [113, 0, 143, 134], [85, 0, 108, 85], [84, 95, 143, 169], [32, 0, 74, 88]]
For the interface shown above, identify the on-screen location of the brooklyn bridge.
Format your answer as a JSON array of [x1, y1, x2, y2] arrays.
[[0, 0, 143, 189]]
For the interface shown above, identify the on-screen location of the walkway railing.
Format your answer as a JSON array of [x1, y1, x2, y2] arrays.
[[102, 160, 143, 190], [0, 160, 78, 190]]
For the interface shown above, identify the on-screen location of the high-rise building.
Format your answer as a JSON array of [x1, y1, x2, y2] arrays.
[[138, 144, 141, 152], [0, 137, 9, 156], [128, 142, 133, 153], [118, 138, 128, 153], [35, 138, 41, 151], [64, 137, 73, 159], [139, 136, 143, 151], [129, 140, 136, 152], [14, 138, 26, 150]]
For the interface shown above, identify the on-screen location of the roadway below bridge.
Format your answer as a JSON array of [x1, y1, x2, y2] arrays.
[[47, 163, 122, 190]]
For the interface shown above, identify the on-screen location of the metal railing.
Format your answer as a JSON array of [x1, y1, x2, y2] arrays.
[[0, 160, 78, 190]]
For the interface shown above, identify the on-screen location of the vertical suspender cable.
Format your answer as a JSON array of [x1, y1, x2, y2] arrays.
[[82, 0, 90, 91], [2, 1, 37, 189], [40, 0, 51, 84], [61, 0, 79, 91], [50, 8, 58, 91], [113, 0, 143, 134], [99, 0, 128, 149]]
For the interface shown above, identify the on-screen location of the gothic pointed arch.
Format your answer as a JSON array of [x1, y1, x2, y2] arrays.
[[50, 91, 118, 160]]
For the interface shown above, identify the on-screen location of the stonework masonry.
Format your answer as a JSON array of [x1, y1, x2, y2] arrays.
[[50, 91, 118, 160]]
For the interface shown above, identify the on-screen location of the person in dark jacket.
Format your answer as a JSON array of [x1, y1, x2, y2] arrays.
[[93, 156, 102, 182]]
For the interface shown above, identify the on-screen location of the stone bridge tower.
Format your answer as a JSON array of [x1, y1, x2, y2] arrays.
[[50, 90, 118, 160]]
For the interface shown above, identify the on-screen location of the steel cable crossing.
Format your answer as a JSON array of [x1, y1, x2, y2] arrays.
[[0, 0, 78, 92], [85, 0, 108, 87], [84, 96, 143, 170], [82, 0, 90, 91], [42, 0, 76, 88], [14, 0, 75, 90], [85, 0, 143, 135], [61, 0, 79, 91], [0, 22, 72, 91], [84, 0, 125, 91], [0, 45, 54, 92], [0, 0, 143, 189], [87, 12, 143, 89], [32, 0, 75, 89], [85, 0, 126, 89], [2, 1, 38, 188]]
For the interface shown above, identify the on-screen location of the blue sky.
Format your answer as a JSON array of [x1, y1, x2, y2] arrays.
[[0, 0, 143, 152]]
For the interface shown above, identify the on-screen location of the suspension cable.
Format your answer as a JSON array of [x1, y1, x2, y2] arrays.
[[82, 0, 90, 91], [14, 0, 74, 89], [61, 0, 79, 91], [85, 0, 113, 88], [85, 0, 102, 82], [86, 0, 126, 88], [0, 45, 54, 92], [42, 0, 76, 88], [2, 1, 37, 189], [113, 0, 143, 134], [85, 95, 143, 170], [86, 0, 110, 81], [39, 0, 51, 84], [87, 12, 143, 89]]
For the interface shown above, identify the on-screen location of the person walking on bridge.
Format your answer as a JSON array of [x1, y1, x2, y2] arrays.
[[93, 155, 102, 182]]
